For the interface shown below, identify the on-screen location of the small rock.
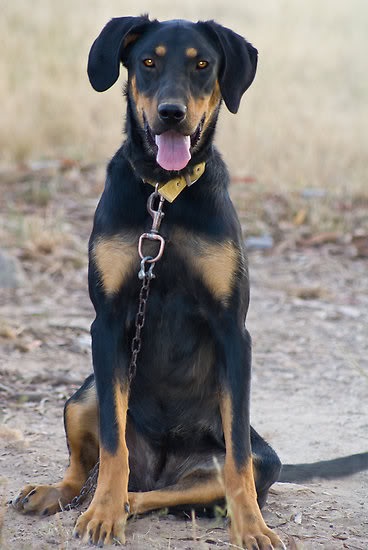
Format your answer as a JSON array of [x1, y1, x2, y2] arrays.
[[301, 188, 327, 198], [70, 334, 91, 354], [77, 334, 91, 351], [245, 235, 274, 250], [292, 511, 303, 524], [0, 249, 26, 288], [338, 305, 361, 318]]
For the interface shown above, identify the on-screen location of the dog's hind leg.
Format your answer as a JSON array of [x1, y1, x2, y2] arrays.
[[12, 375, 99, 515], [129, 435, 281, 517], [129, 467, 225, 515]]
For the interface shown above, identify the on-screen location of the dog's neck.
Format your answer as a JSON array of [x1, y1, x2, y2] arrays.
[[123, 99, 220, 185]]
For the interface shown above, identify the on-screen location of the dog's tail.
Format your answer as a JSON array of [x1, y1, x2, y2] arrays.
[[278, 451, 368, 483]]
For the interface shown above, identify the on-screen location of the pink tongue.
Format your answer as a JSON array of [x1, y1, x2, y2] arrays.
[[155, 131, 191, 171]]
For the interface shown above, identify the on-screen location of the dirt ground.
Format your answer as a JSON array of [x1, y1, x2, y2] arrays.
[[0, 165, 367, 549]]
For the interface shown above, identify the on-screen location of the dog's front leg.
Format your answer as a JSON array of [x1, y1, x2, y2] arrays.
[[218, 318, 284, 550], [73, 314, 130, 546]]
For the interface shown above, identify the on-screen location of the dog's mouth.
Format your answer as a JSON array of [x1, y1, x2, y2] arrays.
[[144, 117, 204, 171]]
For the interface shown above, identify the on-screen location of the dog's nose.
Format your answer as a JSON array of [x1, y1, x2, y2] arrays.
[[158, 103, 187, 123]]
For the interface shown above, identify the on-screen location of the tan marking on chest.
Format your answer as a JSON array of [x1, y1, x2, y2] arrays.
[[174, 231, 239, 304], [196, 241, 238, 303], [92, 235, 137, 295]]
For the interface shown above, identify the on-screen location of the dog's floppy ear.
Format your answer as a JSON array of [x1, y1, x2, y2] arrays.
[[88, 15, 151, 92], [200, 21, 258, 114]]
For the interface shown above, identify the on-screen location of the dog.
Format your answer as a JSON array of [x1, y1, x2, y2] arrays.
[[12, 15, 368, 549], [13, 16, 284, 549]]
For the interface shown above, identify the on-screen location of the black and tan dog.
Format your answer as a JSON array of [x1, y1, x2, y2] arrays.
[[11, 15, 368, 549]]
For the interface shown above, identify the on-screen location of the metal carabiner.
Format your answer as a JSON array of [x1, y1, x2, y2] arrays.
[[147, 186, 165, 233]]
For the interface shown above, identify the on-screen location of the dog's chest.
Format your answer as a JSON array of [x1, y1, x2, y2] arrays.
[[128, 279, 221, 441], [92, 227, 239, 306]]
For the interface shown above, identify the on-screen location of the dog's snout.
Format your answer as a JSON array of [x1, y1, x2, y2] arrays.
[[158, 103, 187, 123]]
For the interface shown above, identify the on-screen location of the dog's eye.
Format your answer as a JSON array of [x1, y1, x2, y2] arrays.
[[143, 58, 155, 68], [196, 60, 209, 70]]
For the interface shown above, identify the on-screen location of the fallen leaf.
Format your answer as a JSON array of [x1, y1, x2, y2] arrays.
[[0, 324, 18, 339], [351, 234, 368, 258], [292, 286, 325, 300], [298, 232, 341, 247], [16, 339, 42, 352], [333, 532, 348, 540], [293, 208, 308, 226]]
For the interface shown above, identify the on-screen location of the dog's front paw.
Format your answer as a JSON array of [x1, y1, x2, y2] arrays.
[[228, 505, 285, 550], [73, 497, 130, 546], [11, 483, 77, 516]]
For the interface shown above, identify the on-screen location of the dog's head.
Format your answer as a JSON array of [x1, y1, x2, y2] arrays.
[[88, 16, 257, 171]]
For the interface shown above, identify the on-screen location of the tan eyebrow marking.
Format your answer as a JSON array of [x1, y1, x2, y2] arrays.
[[155, 45, 167, 56], [186, 47, 198, 58]]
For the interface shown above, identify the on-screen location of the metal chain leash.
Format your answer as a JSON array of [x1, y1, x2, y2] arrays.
[[130, 184, 166, 380], [65, 461, 100, 510], [65, 185, 166, 511], [128, 264, 152, 382]]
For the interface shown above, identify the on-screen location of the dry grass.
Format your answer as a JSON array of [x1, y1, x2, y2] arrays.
[[1, 0, 367, 192]]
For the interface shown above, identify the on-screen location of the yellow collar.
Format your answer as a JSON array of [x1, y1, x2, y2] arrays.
[[145, 162, 206, 203]]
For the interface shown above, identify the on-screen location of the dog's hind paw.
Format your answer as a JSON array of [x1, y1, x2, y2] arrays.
[[11, 483, 78, 515]]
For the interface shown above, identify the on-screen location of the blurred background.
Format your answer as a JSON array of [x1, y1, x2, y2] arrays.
[[1, 0, 367, 192], [1, 4, 368, 547]]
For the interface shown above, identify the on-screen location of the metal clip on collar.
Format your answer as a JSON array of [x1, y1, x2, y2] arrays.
[[147, 187, 165, 233]]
